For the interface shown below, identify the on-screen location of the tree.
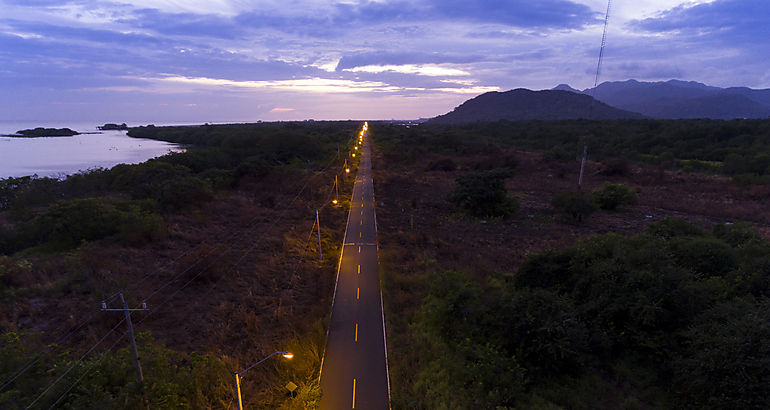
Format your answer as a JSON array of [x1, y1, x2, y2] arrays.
[[449, 170, 518, 218]]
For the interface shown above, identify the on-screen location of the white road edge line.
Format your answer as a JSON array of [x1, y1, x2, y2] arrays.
[[370, 137, 392, 409]]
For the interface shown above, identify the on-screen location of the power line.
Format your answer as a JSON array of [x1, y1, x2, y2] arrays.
[[579, 0, 612, 190], [25, 318, 126, 409], [0, 292, 121, 394]]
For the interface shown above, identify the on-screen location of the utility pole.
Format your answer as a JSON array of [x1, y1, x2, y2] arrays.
[[578, 145, 588, 190], [316, 209, 323, 261], [335, 175, 339, 203], [102, 293, 150, 409], [234, 373, 244, 410]]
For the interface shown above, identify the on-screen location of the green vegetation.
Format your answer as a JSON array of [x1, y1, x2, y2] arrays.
[[374, 119, 770, 179], [449, 169, 518, 218], [551, 190, 595, 221], [1, 122, 357, 256], [403, 219, 770, 408], [373, 119, 770, 408], [1, 121, 359, 409], [591, 182, 637, 210], [0, 331, 231, 409], [13, 128, 79, 137], [98, 123, 128, 130]]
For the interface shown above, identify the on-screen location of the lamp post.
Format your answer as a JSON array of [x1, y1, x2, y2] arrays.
[[233, 351, 293, 410]]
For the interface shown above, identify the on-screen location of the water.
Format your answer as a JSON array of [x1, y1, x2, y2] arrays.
[[0, 121, 185, 179]]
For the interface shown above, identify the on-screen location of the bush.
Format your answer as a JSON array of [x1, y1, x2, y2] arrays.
[[591, 182, 637, 210], [673, 297, 770, 409], [495, 288, 589, 379], [449, 170, 518, 218], [545, 146, 573, 161], [675, 237, 737, 277], [551, 190, 595, 222], [28, 198, 165, 250]]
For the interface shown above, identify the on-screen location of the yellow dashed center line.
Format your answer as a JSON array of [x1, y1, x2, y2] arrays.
[[355, 323, 358, 342], [358, 246, 361, 253], [352, 379, 356, 409], [357, 287, 359, 300], [357, 265, 360, 274]]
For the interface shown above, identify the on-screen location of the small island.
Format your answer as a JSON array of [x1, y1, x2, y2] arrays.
[[13, 127, 80, 137], [98, 123, 129, 130]]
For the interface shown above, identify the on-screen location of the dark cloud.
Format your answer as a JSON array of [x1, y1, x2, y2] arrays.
[[120, 9, 241, 39], [430, 0, 597, 28], [632, 0, 770, 43], [233, 0, 596, 37], [7, 20, 167, 46]]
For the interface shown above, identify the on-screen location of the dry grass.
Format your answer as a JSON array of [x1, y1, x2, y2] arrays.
[[0, 166, 351, 407]]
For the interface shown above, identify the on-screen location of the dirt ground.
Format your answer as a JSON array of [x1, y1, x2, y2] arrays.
[[372, 145, 770, 279]]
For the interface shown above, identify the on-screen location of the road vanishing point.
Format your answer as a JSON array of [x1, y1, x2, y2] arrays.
[[319, 123, 390, 409]]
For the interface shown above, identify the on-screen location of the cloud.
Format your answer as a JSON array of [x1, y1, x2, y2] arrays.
[[632, 0, 770, 42], [119, 8, 241, 39], [344, 64, 471, 77], [335, 51, 485, 71], [430, 0, 598, 28], [141, 74, 498, 95]]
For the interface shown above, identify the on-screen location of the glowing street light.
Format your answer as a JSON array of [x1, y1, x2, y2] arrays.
[[333, 175, 339, 205], [234, 351, 293, 410]]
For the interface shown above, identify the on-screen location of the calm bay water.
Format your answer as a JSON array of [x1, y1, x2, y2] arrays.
[[0, 121, 185, 179]]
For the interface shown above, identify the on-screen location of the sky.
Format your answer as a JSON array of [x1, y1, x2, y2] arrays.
[[0, 0, 768, 122]]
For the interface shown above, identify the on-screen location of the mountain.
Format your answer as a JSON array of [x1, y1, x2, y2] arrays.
[[429, 89, 645, 124], [552, 84, 584, 94], [577, 79, 770, 119]]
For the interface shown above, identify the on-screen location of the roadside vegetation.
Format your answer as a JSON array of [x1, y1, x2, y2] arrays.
[[0, 122, 361, 408], [372, 120, 770, 409]]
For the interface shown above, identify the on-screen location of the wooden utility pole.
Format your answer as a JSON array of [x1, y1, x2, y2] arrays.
[[316, 209, 323, 261], [102, 293, 150, 409]]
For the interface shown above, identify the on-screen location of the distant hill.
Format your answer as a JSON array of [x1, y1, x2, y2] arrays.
[[570, 79, 770, 119], [552, 84, 584, 94], [429, 89, 645, 124]]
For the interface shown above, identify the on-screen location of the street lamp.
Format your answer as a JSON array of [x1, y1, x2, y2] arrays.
[[233, 351, 293, 410]]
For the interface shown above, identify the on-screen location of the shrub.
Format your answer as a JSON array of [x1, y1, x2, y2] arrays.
[[647, 217, 705, 239], [449, 170, 518, 218], [551, 190, 595, 222], [28, 198, 165, 250], [675, 237, 737, 277], [673, 297, 770, 409], [591, 182, 637, 210], [545, 146, 573, 161], [495, 288, 589, 379]]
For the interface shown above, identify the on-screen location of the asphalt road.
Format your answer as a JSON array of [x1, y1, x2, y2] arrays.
[[319, 125, 390, 410]]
